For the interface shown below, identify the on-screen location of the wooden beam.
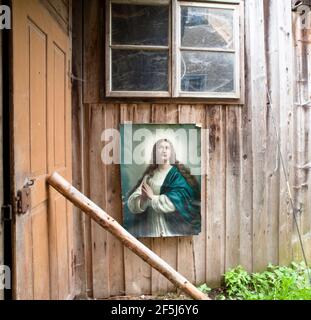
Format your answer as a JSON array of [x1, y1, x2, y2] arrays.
[[47, 172, 209, 300]]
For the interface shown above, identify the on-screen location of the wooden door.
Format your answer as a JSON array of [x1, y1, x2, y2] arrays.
[[12, 0, 73, 300]]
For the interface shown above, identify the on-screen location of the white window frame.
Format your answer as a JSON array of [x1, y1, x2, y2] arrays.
[[106, 0, 172, 97], [106, 0, 242, 99], [173, 0, 240, 98]]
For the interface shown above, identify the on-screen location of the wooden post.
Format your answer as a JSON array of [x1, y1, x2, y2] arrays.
[[47, 172, 209, 300]]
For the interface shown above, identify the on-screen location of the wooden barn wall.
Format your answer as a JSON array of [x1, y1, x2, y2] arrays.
[[74, 0, 311, 298]]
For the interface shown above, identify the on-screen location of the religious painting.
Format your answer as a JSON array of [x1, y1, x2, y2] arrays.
[[120, 124, 202, 238]]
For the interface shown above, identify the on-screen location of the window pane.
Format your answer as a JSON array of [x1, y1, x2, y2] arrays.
[[180, 51, 235, 93], [112, 50, 169, 91], [111, 4, 169, 46], [181, 6, 234, 49]]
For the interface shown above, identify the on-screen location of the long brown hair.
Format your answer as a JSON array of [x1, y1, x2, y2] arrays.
[[128, 139, 198, 196]]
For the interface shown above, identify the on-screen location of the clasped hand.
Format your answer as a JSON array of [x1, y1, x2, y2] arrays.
[[141, 182, 154, 201]]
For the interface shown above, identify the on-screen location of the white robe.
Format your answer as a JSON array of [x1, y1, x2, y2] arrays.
[[127, 166, 176, 237]]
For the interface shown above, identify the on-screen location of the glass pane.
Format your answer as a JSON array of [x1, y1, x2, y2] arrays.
[[112, 4, 169, 46], [112, 50, 169, 91], [180, 51, 235, 93], [181, 6, 234, 49]]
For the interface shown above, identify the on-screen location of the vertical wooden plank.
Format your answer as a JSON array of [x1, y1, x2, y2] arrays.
[[245, 0, 269, 272], [89, 104, 109, 298], [272, 0, 294, 266], [83, 104, 94, 297], [302, 23, 311, 244], [72, 0, 87, 298], [83, 0, 102, 104], [104, 104, 125, 296], [225, 106, 242, 270], [263, 0, 280, 266], [240, 80, 253, 272], [151, 104, 179, 295], [178, 105, 206, 285], [206, 106, 226, 287], [238, 0, 253, 273], [67, 0, 75, 299], [121, 104, 153, 296], [292, 12, 305, 258]]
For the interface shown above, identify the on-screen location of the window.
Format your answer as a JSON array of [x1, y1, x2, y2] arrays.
[[106, 0, 242, 99]]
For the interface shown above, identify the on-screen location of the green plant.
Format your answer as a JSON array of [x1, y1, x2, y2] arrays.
[[220, 262, 311, 300], [224, 265, 251, 299], [198, 283, 211, 294]]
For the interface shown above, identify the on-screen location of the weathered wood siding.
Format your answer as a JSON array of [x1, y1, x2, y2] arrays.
[[73, 0, 311, 297], [292, 10, 311, 262]]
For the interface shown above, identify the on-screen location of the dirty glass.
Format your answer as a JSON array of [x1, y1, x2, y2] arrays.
[[111, 3, 169, 46], [180, 51, 234, 92], [112, 50, 169, 91], [181, 6, 234, 49]]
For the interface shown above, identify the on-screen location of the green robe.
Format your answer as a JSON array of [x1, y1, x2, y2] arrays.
[[160, 166, 201, 235], [124, 166, 201, 237]]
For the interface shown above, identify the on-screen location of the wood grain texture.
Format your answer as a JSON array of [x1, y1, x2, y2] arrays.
[[238, 0, 252, 272], [245, 0, 269, 272], [72, 0, 87, 298], [104, 104, 125, 297], [77, 0, 311, 298], [121, 104, 153, 296], [292, 12, 311, 263], [89, 105, 109, 298], [273, 0, 294, 266], [83, 105, 94, 298], [205, 106, 226, 287], [178, 105, 206, 286], [225, 107, 242, 270], [263, 0, 280, 267], [83, 0, 103, 104]]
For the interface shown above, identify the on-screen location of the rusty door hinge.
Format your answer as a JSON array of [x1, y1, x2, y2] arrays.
[[16, 187, 31, 215]]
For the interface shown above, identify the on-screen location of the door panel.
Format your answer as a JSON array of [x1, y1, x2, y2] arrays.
[[12, 0, 73, 300], [32, 205, 50, 299]]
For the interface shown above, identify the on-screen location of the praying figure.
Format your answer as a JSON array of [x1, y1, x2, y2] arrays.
[[125, 139, 201, 238]]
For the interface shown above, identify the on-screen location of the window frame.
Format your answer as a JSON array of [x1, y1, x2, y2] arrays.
[[106, 0, 172, 97], [173, 0, 241, 98], [106, 0, 242, 99]]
